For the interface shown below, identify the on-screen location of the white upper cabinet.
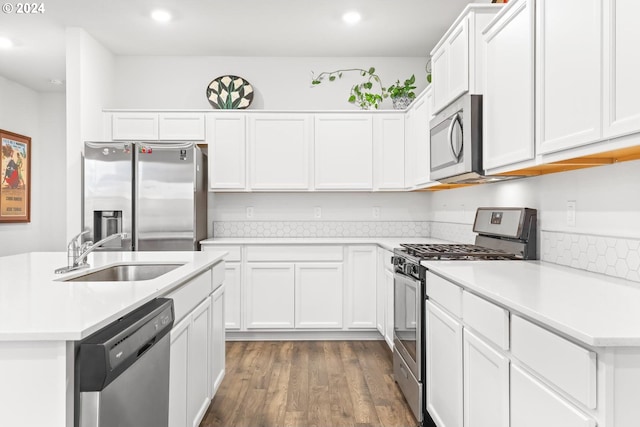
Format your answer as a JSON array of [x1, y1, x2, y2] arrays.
[[431, 5, 503, 113], [314, 114, 374, 190], [248, 114, 311, 190], [536, 0, 603, 154], [207, 113, 247, 190], [410, 89, 434, 188], [483, 0, 535, 170], [112, 112, 205, 141], [603, 0, 640, 139], [112, 113, 159, 140], [374, 114, 405, 190], [159, 113, 205, 141], [446, 19, 470, 104]]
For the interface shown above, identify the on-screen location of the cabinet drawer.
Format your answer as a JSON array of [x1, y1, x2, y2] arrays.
[[511, 315, 597, 409], [202, 245, 242, 262], [166, 269, 213, 323], [246, 245, 343, 262], [382, 249, 394, 271], [158, 113, 205, 140], [426, 272, 462, 317], [462, 291, 509, 350]]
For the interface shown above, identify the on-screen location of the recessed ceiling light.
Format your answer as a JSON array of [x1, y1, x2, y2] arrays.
[[151, 9, 172, 23], [0, 37, 14, 49], [342, 11, 361, 25]]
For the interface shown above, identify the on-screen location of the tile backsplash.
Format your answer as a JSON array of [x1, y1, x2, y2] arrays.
[[213, 221, 431, 238], [541, 231, 640, 283]]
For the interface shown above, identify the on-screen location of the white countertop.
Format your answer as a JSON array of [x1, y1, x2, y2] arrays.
[[0, 251, 227, 342], [201, 237, 451, 251], [423, 260, 640, 347]]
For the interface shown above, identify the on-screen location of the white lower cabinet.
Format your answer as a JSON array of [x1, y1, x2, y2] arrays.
[[223, 262, 241, 330], [209, 285, 226, 398], [295, 263, 343, 328], [169, 297, 212, 427], [376, 247, 394, 350], [245, 263, 295, 329], [426, 300, 463, 427], [511, 364, 596, 427], [463, 329, 509, 427], [346, 246, 378, 329]]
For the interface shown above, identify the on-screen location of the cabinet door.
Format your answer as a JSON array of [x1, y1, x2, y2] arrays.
[[159, 113, 205, 141], [249, 114, 311, 190], [537, 0, 603, 154], [603, 0, 640, 138], [463, 329, 509, 427], [511, 364, 596, 427], [314, 115, 373, 190], [447, 18, 470, 102], [432, 46, 449, 113], [245, 263, 295, 329], [483, 0, 535, 170], [295, 263, 343, 328], [112, 113, 159, 140], [346, 246, 378, 329], [169, 316, 190, 427], [376, 248, 386, 335], [384, 267, 395, 350], [426, 301, 463, 427], [411, 92, 433, 187], [374, 114, 405, 190], [224, 262, 241, 330], [188, 298, 211, 427], [210, 285, 225, 398], [207, 113, 246, 190]]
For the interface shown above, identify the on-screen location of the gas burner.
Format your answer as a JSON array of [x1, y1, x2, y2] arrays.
[[398, 243, 519, 261]]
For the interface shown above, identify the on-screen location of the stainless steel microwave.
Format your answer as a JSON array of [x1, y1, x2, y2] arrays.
[[429, 94, 484, 183]]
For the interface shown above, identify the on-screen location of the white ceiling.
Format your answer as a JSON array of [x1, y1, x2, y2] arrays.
[[0, 0, 485, 93]]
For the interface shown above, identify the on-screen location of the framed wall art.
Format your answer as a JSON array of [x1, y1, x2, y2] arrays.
[[0, 129, 31, 223]]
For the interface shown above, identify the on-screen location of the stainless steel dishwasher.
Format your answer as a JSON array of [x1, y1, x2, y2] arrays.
[[77, 298, 174, 427]]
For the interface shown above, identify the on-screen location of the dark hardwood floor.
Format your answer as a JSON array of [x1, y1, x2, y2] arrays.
[[201, 341, 418, 427]]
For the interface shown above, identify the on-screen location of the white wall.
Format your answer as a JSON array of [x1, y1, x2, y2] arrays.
[[65, 28, 115, 239], [112, 56, 428, 110], [210, 192, 431, 222], [429, 158, 640, 238], [0, 77, 66, 256]]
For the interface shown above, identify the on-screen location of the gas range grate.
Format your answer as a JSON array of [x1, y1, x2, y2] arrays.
[[398, 243, 519, 260]]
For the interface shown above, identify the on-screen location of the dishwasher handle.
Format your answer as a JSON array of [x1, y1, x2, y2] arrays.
[[78, 298, 174, 392]]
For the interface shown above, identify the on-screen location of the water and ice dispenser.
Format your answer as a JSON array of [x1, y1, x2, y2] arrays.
[[93, 211, 123, 248]]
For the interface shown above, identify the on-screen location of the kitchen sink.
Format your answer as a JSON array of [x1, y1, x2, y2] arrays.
[[62, 263, 185, 282]]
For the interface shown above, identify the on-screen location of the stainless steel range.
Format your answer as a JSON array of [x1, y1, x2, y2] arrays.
[[392, 207, 537, 426]]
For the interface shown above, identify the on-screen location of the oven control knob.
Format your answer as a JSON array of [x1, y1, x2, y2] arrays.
[[409, 264, 419, 275]]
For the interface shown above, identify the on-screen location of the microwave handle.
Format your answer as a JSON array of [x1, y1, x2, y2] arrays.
[[448, 113, 463, 161]]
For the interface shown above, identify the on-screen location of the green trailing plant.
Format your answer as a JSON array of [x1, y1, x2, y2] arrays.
[[311, 67, 388, 110], [387, 74, 417, 100]]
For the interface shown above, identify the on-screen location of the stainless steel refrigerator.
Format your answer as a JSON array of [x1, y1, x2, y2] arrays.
[[83, 141, 207, 251]]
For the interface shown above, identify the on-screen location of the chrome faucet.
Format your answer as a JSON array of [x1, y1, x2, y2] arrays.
[[55, 232, 128, 274]]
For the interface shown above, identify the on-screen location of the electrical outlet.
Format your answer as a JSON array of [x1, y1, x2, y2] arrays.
[[372, 207, 380, 219], [314, 207, 322, 219], [566, 200, 576, 227], [246, 207, 254, 219]]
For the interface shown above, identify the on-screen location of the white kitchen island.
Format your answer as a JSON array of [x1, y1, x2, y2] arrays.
[[0, 250, 227, 427]]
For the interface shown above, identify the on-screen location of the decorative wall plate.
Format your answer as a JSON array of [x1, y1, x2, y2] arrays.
[[206, 75, 254, 109]]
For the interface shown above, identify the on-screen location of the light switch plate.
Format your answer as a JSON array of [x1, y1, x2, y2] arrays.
[[246, 207, 254, 219], [373, 207, 380, 219], [314, 207, 322, 219], [566, 200, 576, 227]]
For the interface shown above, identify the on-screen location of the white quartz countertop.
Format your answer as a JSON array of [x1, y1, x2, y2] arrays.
[[201, 237, 451, 251], [0, 251, 227, 342], [423, 260, 640, 347]]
